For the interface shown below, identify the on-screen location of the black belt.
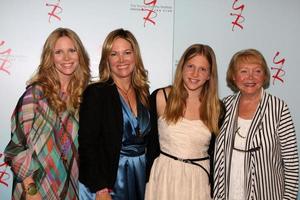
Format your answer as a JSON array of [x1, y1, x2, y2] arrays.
[[160, 150, 211, 184]]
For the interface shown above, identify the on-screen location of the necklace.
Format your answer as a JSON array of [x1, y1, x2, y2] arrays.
[[57, 114, 72, 162], [235, 127, 247, 139], [115, 83, 135, 114], [115, 83, 143, 137]]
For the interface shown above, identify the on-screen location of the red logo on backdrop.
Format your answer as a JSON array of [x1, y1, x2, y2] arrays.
[[0, 40, 12, 75], [230, 0, 245, 31], [0, 153, 10, 187], [46, 0, 63, 23], [142, 0, 158, 26], [271, 51, 286, 84]]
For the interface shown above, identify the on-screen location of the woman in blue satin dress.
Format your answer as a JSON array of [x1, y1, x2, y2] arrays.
[[78, 28, 151, 200]]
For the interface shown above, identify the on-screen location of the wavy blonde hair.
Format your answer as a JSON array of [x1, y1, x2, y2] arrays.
[[28, 27, 91, 114], [98, 28, 149, 107], [164, 44, 221, 134]]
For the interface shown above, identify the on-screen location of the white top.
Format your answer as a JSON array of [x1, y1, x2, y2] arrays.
[[228, 117, 252, 200]]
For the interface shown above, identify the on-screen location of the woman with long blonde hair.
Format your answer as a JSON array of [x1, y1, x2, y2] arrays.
[[78, 28, 151, 200], [146, 44, 224, 200], [5, 27, 91, 199]]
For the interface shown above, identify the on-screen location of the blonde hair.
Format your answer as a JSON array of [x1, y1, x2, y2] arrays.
[[28, 27, 91, 114], [98, 28, 149, 107], [164, 44, 221, 134], [227, 48, 270, 92]]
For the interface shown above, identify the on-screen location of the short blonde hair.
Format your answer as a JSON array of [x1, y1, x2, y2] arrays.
[[226, 48, 270, 92]]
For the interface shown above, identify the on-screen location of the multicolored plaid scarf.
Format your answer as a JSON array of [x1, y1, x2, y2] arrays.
[[5, 85, 79, 200]]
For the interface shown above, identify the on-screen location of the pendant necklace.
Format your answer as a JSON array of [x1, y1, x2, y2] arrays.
[[57, 93, 71, 162], [115, 83, 135, 114], [115, 83, 142, 137], [57, 115, 71, 162]]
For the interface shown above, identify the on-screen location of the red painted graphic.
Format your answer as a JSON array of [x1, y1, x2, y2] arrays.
[[46, 0, 63, 23], [230, 0, 245, 31], [0, 40, 12, 75], [271, 51, 286, 84], [142, 0, 158, 26], [0, 152, 10, 187]]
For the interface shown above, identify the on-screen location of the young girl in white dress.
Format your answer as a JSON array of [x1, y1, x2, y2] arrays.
[[145, 44, 224, 200]]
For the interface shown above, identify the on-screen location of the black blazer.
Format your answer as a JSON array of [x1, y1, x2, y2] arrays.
[[78, 79, 123, 193]]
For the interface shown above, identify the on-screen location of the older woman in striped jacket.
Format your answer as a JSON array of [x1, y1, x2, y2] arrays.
[[213, 49, 299, 200]]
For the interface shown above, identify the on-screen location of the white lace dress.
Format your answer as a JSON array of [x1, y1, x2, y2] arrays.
[[145, 117, 212, 200]]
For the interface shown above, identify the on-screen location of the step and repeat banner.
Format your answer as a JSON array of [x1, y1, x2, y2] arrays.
[[0, 1, 174, 198], [1, 0, 300, 199], [173, 1, 300, 198]]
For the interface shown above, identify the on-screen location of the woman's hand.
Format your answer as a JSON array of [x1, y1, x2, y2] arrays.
[[23, 177, 42, 200], [96, 191, 112, 200]]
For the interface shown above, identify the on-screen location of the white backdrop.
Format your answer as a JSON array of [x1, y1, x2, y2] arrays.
[[0, 1, 174, 198], [1, 0, 299, 199], [173, 1, 300, 198]]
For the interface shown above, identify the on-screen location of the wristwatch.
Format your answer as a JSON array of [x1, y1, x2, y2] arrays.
[[26, 182, 38, 196]]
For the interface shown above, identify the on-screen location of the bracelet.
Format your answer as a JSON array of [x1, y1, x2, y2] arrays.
[[26, 182, 38, 196], [96, 188, 112, 195]]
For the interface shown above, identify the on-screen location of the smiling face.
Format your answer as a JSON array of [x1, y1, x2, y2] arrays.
[[108, 37, 135, 82], [53, 36, 79, 84], [233, 63, 266, 97], [182, 54, 210, 94]]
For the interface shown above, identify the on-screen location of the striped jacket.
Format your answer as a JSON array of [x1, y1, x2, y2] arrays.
[[213, 90, 299, 200]]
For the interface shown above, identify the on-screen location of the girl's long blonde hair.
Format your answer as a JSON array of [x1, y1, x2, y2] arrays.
[[28, 27, 91, 114], [98, 28, 149, 107], [164, 44, 221, 134]]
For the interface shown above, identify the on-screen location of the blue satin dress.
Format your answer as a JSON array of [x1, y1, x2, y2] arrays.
[[79, 96, 150, 200]]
